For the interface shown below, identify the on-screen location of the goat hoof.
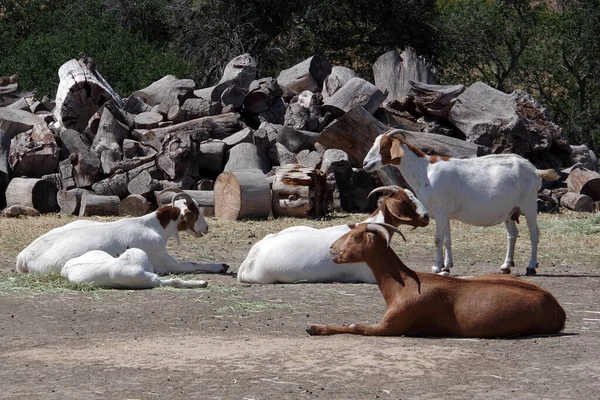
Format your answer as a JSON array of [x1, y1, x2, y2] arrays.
[[500, 268, 511, 274], [221, 264, 230, 273], [431, 266, 443, 274], [306, 325, 320, 335], [525, 268, 537, 276], [439, 270, 450, 277]]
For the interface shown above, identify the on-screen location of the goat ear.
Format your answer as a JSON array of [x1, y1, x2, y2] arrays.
[[390, 139, 404, 163], [388, 202, 414, 223]]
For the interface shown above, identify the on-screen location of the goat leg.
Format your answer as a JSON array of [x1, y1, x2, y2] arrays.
[[306, 322, 403, 336]]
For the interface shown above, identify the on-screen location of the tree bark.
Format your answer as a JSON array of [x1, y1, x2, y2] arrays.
[[223, 127, 253, 150], [323, 77, 387, 117], [565, 167, 600, 201], [79, 192, 120, 216], [57, 188, 90, 215], [271, 164, 328, 217], [69, 150, 102, 187], [214, 169, 271, 220], [5, 177, 58, 213], [276, 56, 332, 95], [120, 193, 152, 216], [560, 191, 593, 212], [156, 132, 201, 179]]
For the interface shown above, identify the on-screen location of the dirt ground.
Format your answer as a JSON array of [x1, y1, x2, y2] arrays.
[[0, 214, 599, 400]]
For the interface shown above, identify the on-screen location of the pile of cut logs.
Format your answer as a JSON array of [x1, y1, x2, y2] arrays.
[[1, 47, 598, 219]]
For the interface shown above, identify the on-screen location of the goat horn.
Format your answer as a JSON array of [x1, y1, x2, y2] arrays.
[[364, 222, 407, 244], [368, 185, 402, 199], [157, 188, 185, 207], [171, 192, 194, 208], [384, 128, 409, 139]]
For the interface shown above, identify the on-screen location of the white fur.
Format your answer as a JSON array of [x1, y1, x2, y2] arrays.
[[16, 198, 227, 275], [61, 248, 207, 289], [363, 133, 556, 275], [237, 189, 428, 284]]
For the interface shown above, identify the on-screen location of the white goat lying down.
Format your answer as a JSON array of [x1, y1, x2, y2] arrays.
[[237, 186, 429, 284], [363, 129, 560, 276], [16, 189, 228, 275], [62, 248, 208, 289]]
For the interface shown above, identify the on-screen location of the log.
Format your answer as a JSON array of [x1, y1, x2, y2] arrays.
[[194, 53, 258, 103], [69, 150, 102, 187], [407, 81, 465, 119], [168, 97, 222, 122], [79, 192, 120, 216], [59, 128, 89, 159], [277, 126, 320, 153], [41, 173, 62, 190], [276, 56, 332, 95], [560, 192, 593, 212], [137, 112, 243, 144], [283, 102, 311, 130], [297, 149, 322, 169], [332, 162, 376, 213], [159, 176, 195, 191], [156, 132, 201, 179], [120, 194, 152, 216], [253, 122, 281, 154], [91, 105, 129, 157], [323, 77, 387, 117], [123, 94, 154, 114], [0, 107, 43, 138], [222, 127, 253, 150], [134, 111, 163, 129], [83, 110, 102, 145], [268, 142, 298, 166], [565, 167, 600, 201], [221, 85, 248, 109], [198, 139, 226, 173], [53, 59, 122, 132], [57, 188, 89, 215], [9, 125, 60, 178], [135, 75, 196, 115], [271, 164, 328, 217], [127, 169, 161, 196], [322, 66, 358, 100], [123, 139, 157, 159], [570, 144, 598, 171], [373, 47, 436, 102], [214, 169, 271, 220], [5, 177, 58, 213], [154, 190, 214, 208], [0, 129, 10, 207], [224, 143, 270, 173], [244, 77, 282, 113], [321, 149, 350, 175], [58, 159, 76, 190], [102, 152, 155, 175], [257, 97, 287, 125]]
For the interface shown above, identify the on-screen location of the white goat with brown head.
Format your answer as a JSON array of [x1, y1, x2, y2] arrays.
[[16, 189, 228, 275], [236, 186, 429, 284], [362, 129, 560, 276], [307, 223, 566, 337]]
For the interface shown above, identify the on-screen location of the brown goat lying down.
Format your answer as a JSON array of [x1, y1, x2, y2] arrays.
[[307, 223, 566, 338]]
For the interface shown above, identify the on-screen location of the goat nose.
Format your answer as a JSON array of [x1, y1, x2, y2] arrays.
[[423, 213, 430, 221]]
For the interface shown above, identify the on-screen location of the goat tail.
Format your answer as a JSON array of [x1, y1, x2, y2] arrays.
[[237, 242, 262, 283], [537, 169, 560, 181]]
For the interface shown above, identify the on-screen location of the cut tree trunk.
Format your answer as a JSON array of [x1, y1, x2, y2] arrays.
[[244, 77, 282, 113], [123, 94, 153, 114], [69, 150, 102, 187], [271, 164, 328, 217], [277, 56, 332, 95], [322, 66, 358, 100], [214, 169, 271, 220], [0, 108, 43, 138], [565, 166, 600, 201], [268, 142, 298, 166], [332, 162, 376, 213], [223, 127, 253, 150], [373, 47, 436, 102], [91, 105, 129, 157], [0, 129, 11, 207], [79, 192, 120, 216], [54, 59, 122, 132], [9, 125, 60, 178], [5, 177, 58, 213], [156, 132, 201, 179], [168, 98, 221, 122], [323, 77, 387, 117], [407, 81, 465, 119], [224, 143, 270, 173], [194, 53, 257, 104], [321, 149, 350, 175], [120, 194, 152, 216], [134, 75, 196, 115], [560, 191, 593, 212], [57, 188, 90, 215], [134, 111, 163, 129], [59, 128, 89, 159], [297, 149, 322, 169], [127, 169, 161, 196], [277, 126, 320, 153], [102, 153, 156, 175], [198, 139, 226, 173]]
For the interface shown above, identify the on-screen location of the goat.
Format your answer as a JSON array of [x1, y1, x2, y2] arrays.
[[16, 189, 228, 275], [237, 186, 429, 284], [362, 129, 560, 276], [306, 223, 566, 337], [61, 248, 208, 289]]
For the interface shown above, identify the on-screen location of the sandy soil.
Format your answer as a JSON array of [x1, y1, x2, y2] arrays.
[[0, 216, 599, 400]]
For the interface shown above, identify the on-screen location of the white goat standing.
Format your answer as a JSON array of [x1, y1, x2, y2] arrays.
[[16, 190, 228, 275], [62, 248, 208, 289], [237, 186, 429, 284], [362, 129, 560, 276]]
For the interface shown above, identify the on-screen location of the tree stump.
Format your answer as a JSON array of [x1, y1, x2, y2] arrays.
[[271, 164, 328, 217], [120, 194, 152, 216], [5, 177, 58, 213], [560, 192, 593, 212], [79, 192, 120, 216], [566, 167, 600, 201], [57, 188, 90, 215], [214, 169, 271, 220], [224, 143, 271, 173], [323, 77, 387, 117]]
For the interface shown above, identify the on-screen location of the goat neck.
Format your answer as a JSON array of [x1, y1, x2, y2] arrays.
[[395, 141, 434, 199], [153, 206, 185, 243]]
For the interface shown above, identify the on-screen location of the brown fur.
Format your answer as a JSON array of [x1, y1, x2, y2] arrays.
[[155, 206, 181, 230], [368, 190, 429, 228], [307, 224, 566, 338], [380, 135, 450, 165]]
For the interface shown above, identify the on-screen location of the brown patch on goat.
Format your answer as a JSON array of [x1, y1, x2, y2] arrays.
[[156, 206, 180, 229], [429, 155, 450, 164], [379, 136, 402, 165]]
